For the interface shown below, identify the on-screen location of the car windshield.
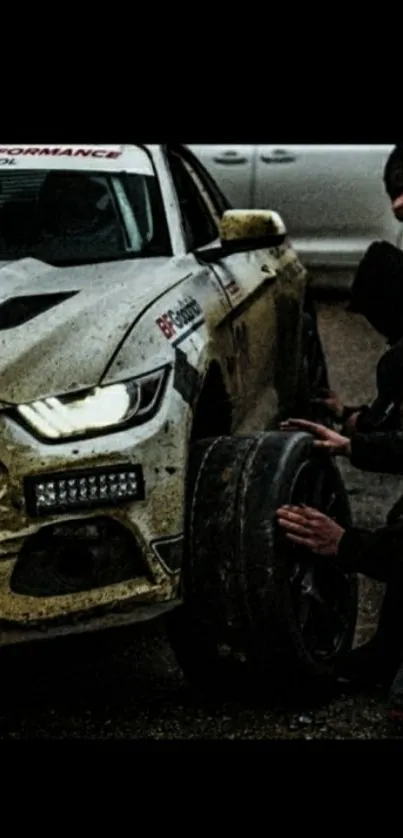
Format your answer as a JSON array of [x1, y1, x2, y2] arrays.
[[0, 161, 171, 266]]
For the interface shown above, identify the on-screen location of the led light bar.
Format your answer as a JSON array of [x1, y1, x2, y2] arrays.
[[24, 464, 145, 517]]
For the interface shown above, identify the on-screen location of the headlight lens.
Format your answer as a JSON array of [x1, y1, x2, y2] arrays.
[[16, 366, 168, 441]]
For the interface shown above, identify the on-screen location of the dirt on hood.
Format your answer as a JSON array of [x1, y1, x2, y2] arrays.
[[0, 255, 175, 404]]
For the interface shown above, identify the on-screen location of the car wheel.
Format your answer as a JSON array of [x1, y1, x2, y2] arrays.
[[166, 431, 358, 697], [303, 312, 329, 394], [296, 312, 333, 425]]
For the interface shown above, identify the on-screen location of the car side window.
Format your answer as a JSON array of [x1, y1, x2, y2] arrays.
[[181, 147, 232, 217], [167, 150, 219, 250]]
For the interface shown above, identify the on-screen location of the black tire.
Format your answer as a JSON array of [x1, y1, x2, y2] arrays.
[[302, 312, 329, 395], [167, 431, 358, 697], [296, 312, 333, 425]]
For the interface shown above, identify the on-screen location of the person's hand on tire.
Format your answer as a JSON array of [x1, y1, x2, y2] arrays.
[[276, 505, 345, 556], [280, 418, 351, 456], [311, 388, 344, 419]]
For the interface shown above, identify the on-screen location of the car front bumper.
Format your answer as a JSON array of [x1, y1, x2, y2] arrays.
[[0, 387, 188, 645]]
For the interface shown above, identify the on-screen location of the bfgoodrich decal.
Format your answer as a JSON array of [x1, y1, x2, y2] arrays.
[[156, 296, 204, 342]]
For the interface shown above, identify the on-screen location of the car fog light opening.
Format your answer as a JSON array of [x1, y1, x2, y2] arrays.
[[24, 464, 145, 517]]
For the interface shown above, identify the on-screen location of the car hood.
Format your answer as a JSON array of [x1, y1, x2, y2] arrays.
[[0, 256, 179, 404]]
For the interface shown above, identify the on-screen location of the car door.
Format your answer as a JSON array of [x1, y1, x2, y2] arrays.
[[187, 145, 255, 208], [166, 146, 299, 431], [253, 144, 401, 269]]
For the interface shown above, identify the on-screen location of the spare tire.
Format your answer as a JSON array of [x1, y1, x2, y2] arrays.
[[167, 431, 358, 696]]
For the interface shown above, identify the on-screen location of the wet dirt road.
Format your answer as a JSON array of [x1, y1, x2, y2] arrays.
[[0, 299, 401, 741]]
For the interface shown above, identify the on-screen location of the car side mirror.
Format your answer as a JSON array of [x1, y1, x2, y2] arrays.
[[219, 209, 287, 254], [195, 208, 288, 266]]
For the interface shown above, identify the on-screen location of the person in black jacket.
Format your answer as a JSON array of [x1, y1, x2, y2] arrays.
[[316, 239, 403, 434], [276, 339, 403, 721], [315, 143, 403, 433]]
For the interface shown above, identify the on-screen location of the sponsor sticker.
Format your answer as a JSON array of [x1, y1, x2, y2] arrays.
[[156, 296, 204, 341], [0, 146, 122, 159], [0, 145, 154, 174], [224, 278, 242, 299]]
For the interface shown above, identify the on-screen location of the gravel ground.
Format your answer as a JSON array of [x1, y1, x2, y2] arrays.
[[0, 299, 401, 741]]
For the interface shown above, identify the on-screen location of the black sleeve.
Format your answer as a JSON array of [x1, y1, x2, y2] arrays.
[[339, 405, 368, 436], [341, 405, 368, 421], [350, 431, 403, 475], [335, 520, 403, 582]]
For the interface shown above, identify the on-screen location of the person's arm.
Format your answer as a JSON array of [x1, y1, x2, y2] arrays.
[[276, 503, 403, 584], [349, 431, 403, 475], [278, 420, 403, 473], [311, 389, 368, 430], [336, 519, 403, 583]]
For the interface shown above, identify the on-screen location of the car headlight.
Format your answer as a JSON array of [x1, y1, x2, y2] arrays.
[[16, 366, 169, 441]]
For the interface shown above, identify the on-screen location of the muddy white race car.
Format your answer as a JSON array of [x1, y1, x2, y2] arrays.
[[0, 143, 357, 694]]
